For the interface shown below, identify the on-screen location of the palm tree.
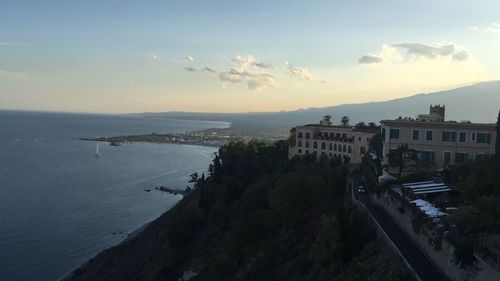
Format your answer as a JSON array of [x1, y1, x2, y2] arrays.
[[341, 116, 350, 126]]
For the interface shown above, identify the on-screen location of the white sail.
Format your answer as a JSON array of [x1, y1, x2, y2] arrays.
[[95, 142, 100, 158]]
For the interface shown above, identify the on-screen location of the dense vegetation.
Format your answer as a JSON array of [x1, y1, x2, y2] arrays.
[[68, 140, 414, 281], [442, 110, 500, 266]]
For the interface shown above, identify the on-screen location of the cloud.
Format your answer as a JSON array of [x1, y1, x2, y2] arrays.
[[184, 67, 197, 72], [203, 66, 218, 73], [0, 42, 30, 46], [254, 62, 273, 69], [231, 55, 273, 69], [216, 55, 278, 90], [358, 54, 383, 64], [151, 53, 159, 60], [219, 67, 277, 90], [392, 43, 459, 59], [452, 50, 469, 61], [0, 69, 29, 79], [360, 42, 470, 64], [285, 62, 314, 80], [470, 23, 500, 38], [185, 55, 194, 62]]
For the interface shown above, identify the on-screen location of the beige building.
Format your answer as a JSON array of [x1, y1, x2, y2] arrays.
[[288, 118, 376, 164], [381, 105, 497, 169]]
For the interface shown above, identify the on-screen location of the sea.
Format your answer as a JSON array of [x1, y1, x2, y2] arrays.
[[0, 110, 228, 281]]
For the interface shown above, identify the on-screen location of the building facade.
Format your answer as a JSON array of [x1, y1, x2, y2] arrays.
[[381, 105, 497, 169], [288, 119, 376, 164]]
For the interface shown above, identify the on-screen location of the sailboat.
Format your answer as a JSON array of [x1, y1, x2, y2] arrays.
[[95, 142, 101, 159]]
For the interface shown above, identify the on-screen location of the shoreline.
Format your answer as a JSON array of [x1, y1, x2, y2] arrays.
[[60, 219, 155, 281]]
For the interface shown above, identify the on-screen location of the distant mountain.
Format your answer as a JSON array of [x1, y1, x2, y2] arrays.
[[143, 81, 500, 136]]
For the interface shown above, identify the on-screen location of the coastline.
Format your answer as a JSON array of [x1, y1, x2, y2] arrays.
[[60, 219, 156, 281]]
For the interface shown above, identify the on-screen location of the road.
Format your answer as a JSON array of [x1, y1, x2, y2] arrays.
[[353, 177, 450, 281]]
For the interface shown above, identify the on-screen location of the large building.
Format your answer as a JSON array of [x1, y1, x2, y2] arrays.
[[288, 117, 377, 164], [381, 105, 497, 169]]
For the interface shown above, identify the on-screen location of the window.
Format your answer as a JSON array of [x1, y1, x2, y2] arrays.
[[313, 142, 318, 149], [343, 145, 347, 152], [358, 137, 361, 141], [342, 133, 347, 139], [305, 150, 309, 154], [471, 133, 476, 141], [321, 142, 326, 150], [298, 132, 303, 139], [455, 152, 469, 162], [298, 149, 302, 154], [389, 129, 400, 139], [334, 144, 337, 151], [442, 131, 457, 142], [360, 146, 366, 154], [476, 133, 491, 144], [459, 132, 467, 143], [443, 151, 452, 165], [426, 130, 433, 141], [348, 146, 352, 153], [305, 141, 310, 148], [422, 151, 435, 164], [298, 140, 303, 147], [305, 133, 310, 139], [412, 130, 420, 141], [381, 128, 386, 140], [329, 143, 332, 150]]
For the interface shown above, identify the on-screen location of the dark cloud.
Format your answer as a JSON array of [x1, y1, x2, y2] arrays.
[[254, 62, 273, 69], [358, 54, 383, 64], [203, 67, 218, 73], [392, 43, 468, 61], [184, 67, 197, 72]]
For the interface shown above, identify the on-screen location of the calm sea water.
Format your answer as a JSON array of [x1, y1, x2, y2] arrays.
[[0, 111, 228, 281]]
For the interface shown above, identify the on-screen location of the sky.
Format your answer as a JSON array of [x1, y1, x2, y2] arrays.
[[1, 0, 500, 113]]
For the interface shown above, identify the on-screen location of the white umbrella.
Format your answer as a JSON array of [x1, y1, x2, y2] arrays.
[[425, 209, 447, 218], [420, 205, 435, 212], [412, 199, 431, 207]]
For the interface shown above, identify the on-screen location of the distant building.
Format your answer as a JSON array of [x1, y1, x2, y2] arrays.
[[288, 118, 376, 164], [381, 105, 497, 169]]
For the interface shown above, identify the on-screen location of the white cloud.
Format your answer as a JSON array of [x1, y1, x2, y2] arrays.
[[152, 53, 159, 60], [285, 62, 314, 80], [231, 55, 273, 69], [0, 42, 30, 46], [215, 55, 278, 90], [470, 23, 500, 38], [219, 67, 277, 90], [360, 42, 470, 64], [185, 55, 194, 62], [0, 69, 29, 79]]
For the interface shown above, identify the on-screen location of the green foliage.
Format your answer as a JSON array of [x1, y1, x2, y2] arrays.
[[335, 240, 417, 281], [341, 116, 350, 126], [314, 215, 344, 270]]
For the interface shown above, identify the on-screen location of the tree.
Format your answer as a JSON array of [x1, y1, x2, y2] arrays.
[[368, 122, 377, 129], [387, 144, 417, 182], [496, 110, 500, 161], [355, 122, 367, 129], [189, 172, 199, 184], [369, 134, 383, 159], [341, 116, 350, 126], [323, 115, 332, 122]]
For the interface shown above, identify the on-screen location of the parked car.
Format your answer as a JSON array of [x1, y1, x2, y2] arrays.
[[357, 186, 366, 193]]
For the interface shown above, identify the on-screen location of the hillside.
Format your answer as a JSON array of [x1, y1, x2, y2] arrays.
[[142, 81, 500, 136], [65, 141, 415, 281]]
